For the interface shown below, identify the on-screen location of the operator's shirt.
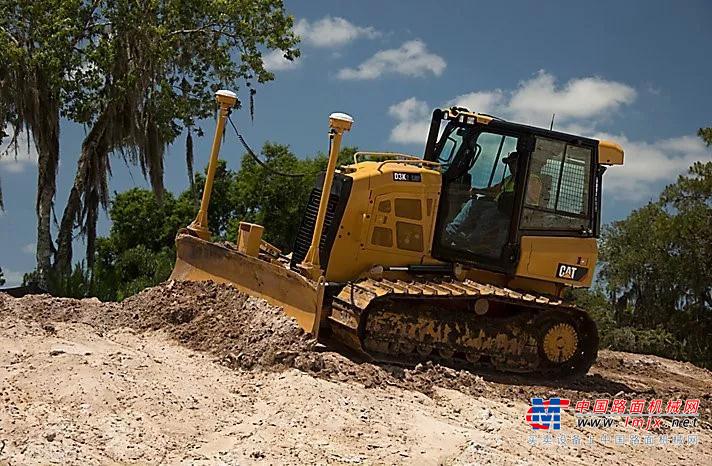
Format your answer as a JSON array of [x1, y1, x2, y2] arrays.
[[492, 174, 542, 204]]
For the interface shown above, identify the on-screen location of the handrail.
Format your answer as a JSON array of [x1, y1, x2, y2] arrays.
[[353, 151, 421, 164], [376, 159, 441, 172]]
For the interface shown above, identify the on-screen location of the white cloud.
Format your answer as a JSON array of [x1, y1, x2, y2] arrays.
[[387, 71, 709, 200], [295, 16, 380, 48], [0, 127, 38, 173], [447, 91, 505, 116], [388, 70, 638, 144], [388, 98, 431, 145], [418, 71, 636, 131], [22, 242, 36, 254], [597, 134, 709, 201], [337, 40, 446, 80], [507, 70, 636, 126], [262, 49, 301, 71], [1, 268, 26, 287]]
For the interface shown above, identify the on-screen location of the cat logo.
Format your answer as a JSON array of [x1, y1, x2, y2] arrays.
[[556, 263, 588, 281]]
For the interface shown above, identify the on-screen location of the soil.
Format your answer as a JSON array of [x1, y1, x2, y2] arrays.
[[1, 281, 710, 465]]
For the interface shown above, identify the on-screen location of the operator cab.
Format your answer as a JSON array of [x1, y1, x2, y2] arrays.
[[424, 108, 602, 275]]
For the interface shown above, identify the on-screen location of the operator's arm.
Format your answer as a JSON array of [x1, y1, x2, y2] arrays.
[[472, 178, 506, 197]]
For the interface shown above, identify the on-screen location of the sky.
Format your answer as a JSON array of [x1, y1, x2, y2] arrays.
[[1, 0, 711, 287]]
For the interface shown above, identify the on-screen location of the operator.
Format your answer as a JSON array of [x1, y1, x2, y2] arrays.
[[444, 151, 542, 247]]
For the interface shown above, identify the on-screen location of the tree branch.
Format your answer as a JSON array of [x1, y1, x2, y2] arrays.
[[0, 26, 20, 46], [167, 24, 241, 42]]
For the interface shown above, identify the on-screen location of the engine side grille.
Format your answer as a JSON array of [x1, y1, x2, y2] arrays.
[[290, 189, 335, 266], [290, 172, 352, 270]]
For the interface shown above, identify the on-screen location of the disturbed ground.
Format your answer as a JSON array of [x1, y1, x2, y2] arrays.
[[0, 281, 710, 465]]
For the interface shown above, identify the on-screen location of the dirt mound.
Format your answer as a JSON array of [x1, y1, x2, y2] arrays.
[[117, 282, 491, 396], [3, 281, 710, 415], [2, 284, 711, 464], [121, 281, 316, 369], [0, 291, 118, 330], [0, 282, 492, 395], [1, 281, 315, 370]]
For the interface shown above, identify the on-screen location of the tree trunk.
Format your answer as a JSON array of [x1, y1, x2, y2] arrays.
[[54, 110, 111, 273], [31, 82, 60, 289], [54, 182, 82, 274], [35, 171, 55, 288]]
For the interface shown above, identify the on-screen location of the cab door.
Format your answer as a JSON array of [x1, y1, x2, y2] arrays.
[[432, 126, 527, 271]]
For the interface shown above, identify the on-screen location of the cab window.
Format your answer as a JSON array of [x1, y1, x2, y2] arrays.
[[521, 137, 593, 231], [436, 126, 465, 168], [468, 132, 517, 189]]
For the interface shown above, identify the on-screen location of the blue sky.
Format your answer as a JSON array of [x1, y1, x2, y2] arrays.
[[1, 0, 711, 286]]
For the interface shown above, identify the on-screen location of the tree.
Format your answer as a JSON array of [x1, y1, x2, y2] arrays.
[[698, 127, 712, 146], [0, 266, 5, 286], [660, 162, 712, 318], [599, 203, 678, 327], [598, 161, 712, 367], [0, 0, 95, 286], [53, 0, 299, 273], [230, 143, 356, 250], [1, 0, 300, 283], [91, 161, 235, 301]]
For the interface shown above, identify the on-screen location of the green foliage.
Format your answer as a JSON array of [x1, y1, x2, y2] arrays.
[[1, 0, 301, 276], [47, 263, 93, 299], [599, 203, 678, 326], [0, 0, 91, 125], [63, 0, 300, 131], [22, 263, 93, 298], [568, 288, 686, 361], [604, 327, 685, 360], [57, 143, 354, 300], [230, 144, 356, 250], [106, 189, 186, 251], [230, 143, 322, 249], [87, 162, 235, 300], [93, 241, 175, 301], [590, 160, 712, 368], [178, 160, 238, 239], [2, 0, 299, 145], [698, 127, 712, 146]]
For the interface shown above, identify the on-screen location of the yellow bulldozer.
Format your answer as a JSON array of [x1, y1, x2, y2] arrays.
[[171, 90, 624, 377]]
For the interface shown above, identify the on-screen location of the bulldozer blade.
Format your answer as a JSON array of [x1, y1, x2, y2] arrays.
[[170, 233, 325, 335]]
